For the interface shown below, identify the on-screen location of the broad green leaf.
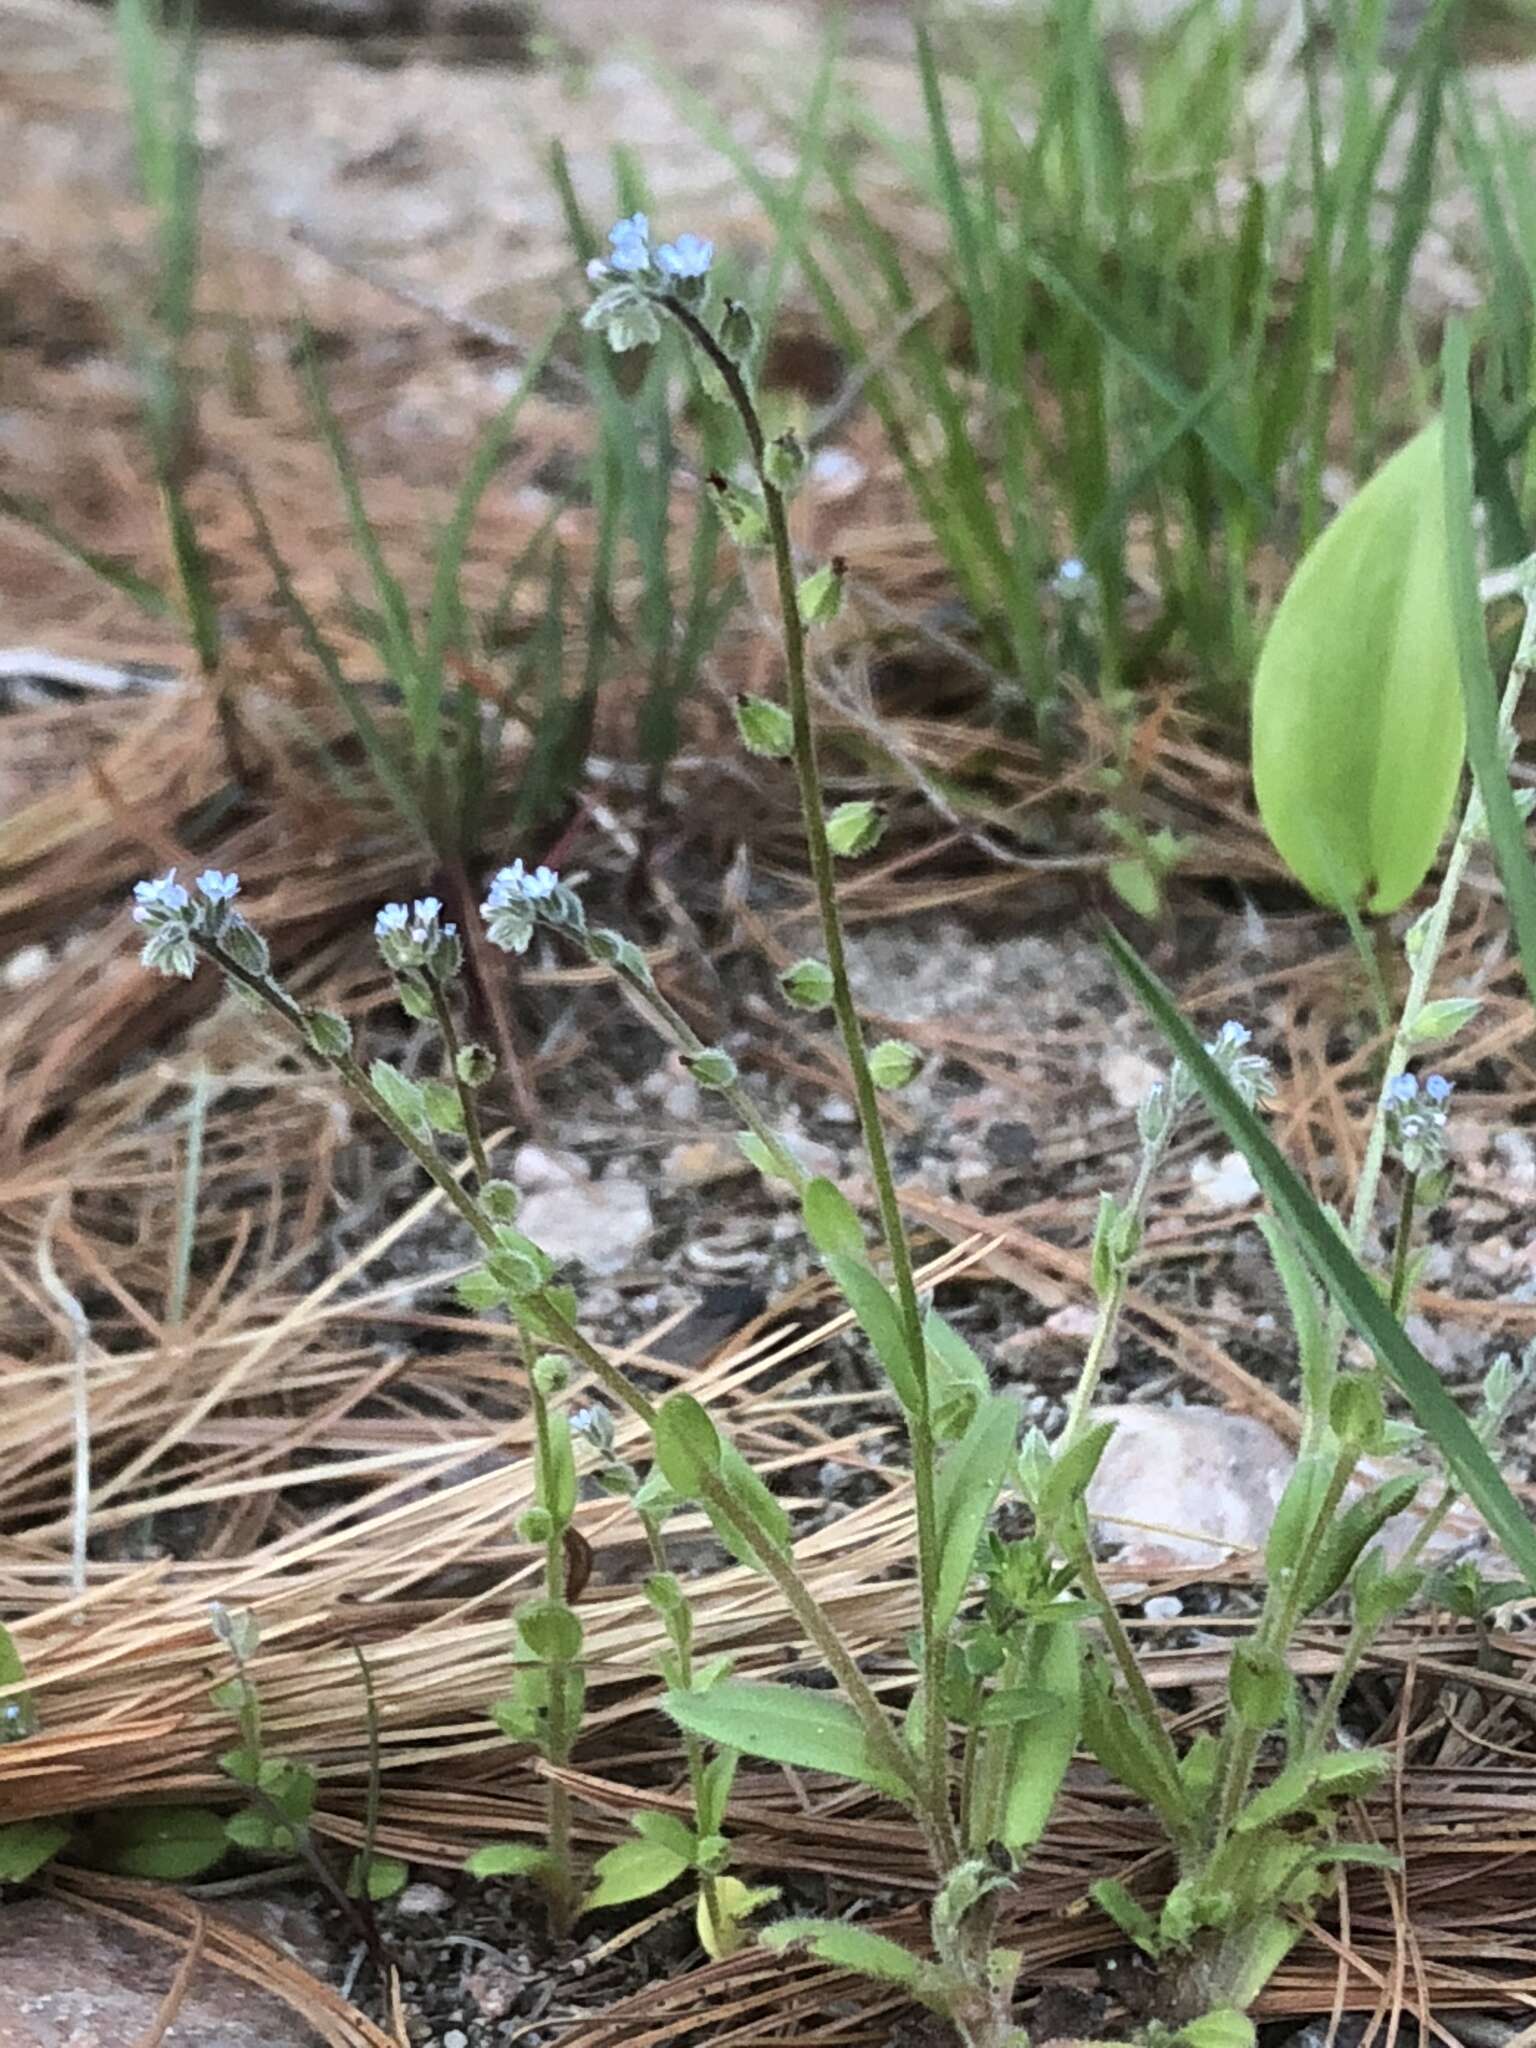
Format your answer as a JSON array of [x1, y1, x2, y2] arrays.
[[582, 1834, 689, 1911], [465, 1842, 553, 1880], [653, 1393, 723, 1497], [802, 1178, 865, 1260], [1001, 1614, 1082, 1850], [934, 1395, 1021, 1631], [1252, 420, 1464, 912], [1232, 1748, 1391, 1834], [348, 1852, 409, 1900], [0, 1818, 69, 1883], [760, 1916, 923, 1985], [1442, 320, 1536, 1012], [923, 1310, 991, 1402], [82, 1806, 228, 1881], [824, 1254, 921, 1411], [631, 1811, 697, 1862], [663, 1681, 910, 1798], [1105, 926, 1536, 1590]]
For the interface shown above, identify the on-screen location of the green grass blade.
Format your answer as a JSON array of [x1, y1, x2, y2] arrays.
[[0, 487, 173, 619], [1103, 922, 1536, 1589], [1442, 318, 1536, 1012]]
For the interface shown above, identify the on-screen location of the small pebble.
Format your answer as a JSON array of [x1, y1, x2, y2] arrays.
[[394, 1881, 453, 1917], [1143, 1594, 1184, 1621], [443, 2031, 469, 2048]]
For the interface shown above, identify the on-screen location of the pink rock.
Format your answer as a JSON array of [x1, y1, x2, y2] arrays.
[[1086, 1404, 1294, 1570]]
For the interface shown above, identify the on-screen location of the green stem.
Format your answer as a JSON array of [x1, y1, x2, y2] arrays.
[[1386, 1170, 1419, 1322], [642, 1519, 726, 1955], [529, 1366, 577, 1937], [1059, 1142, 1161, 1456], [429, 978, 493, 1186], [580, 932, 807, 1193], [660, 291, 957, 1868]]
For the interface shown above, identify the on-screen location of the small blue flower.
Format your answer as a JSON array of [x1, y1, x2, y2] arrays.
[[375, 903, 410, 938], [656, 232, 714, 280], [1387, 1073, 1419, 1105], [1384, 1070, 1452, 1174], [486, 860, 560, 907], [1424, 1073, 1454, 1105], [606, 213, 651, 274], [132, 871, 191, 921], [1204, 1019, 1273, 1108], [196, 870, 241, 905]]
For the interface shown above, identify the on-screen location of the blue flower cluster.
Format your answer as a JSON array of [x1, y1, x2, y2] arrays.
[[375, 895, 460, 979], [1384, 1071, 1453, 1174], [480, 860, 582, 955], [131, 868, 249, 978], [583, 215, 715, 352]]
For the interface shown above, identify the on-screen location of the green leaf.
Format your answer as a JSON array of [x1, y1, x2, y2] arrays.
[[369, 1061, 431, 1139], [1442, 319, 1536, 1014], [802, 1178, 865, 1260], [664, 1682, 910, 1798], [538, 1413, 577, 1524], [697, 1750, 739, 1836], [224, 1809, 278, 1851], [631, 1811, 698, 1863], [516, 1599, 583, 1664], [760, 1917, 923, 1986], [1091, 1877, 1157, 1954], [1232, 1749, 1391, 1834], [1038, 1419, 1116, 1525], [465, 1842, 554, 1881], [973, 1685, 1057, 1729], [923, 1312, 991, 1403], [710, 1444, 792, 1569], [582, 1834, 690, 1911], [934, 1395, 1020, 1631], [347, 1852, 409, 1900], [653, 1393, 723, 1496], [1251, 420, 1464, 911], [1257, 1217, 1329, 1424], [824, 1254, 922, 1412], [1001, 1614, 1082, 1851], [1407, 995, 1482, 1045], [1299, 1473, 1422, 1613], [0, 1818, 69, 1883], [1105, 926, 1536, 1592], [1178, 2010, 1256, 2048]]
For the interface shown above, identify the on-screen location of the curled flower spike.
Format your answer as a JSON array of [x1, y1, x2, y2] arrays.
[[131, 870, 198, 978], [1204, 1019, 1276, 1109], [375, 895, 459, 977], [656, 232, 713, 281], [1384, 1071, 1453, 1175]]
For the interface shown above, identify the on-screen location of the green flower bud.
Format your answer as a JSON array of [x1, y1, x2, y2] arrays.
[[304, 1009, 353, 1058], [780, 957, 834, 1010], [763, 429, 808, 495], [825, 800, 885, 858], [687, 1047, 739, 1090], [532, 1353, 570, 1398], [1330, 1370, 1386, 1450], [868, 1038, 922, 1090], [796, 557, 845, 627], [717, 298, 758, 363], [709, 472, 768, 548], [481, 1179, 520, 1222], [518, 1507, 554, 1545], [734, 694, 794, 759], [457, 1042, 496, 1087]]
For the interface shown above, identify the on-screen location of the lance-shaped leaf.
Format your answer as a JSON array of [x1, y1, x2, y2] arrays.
[[1252, 420, 1465, 912], [664, 1681, 910, 1798], [1105, 925, 1536, 1590], [933, 1394, 1021, 1631]]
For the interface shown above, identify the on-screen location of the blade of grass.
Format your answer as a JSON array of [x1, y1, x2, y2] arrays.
[[1103, 922, 1536, 1588]]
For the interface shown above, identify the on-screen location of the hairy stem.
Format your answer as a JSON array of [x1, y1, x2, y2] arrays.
[[661, 291, 956, 1865]]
